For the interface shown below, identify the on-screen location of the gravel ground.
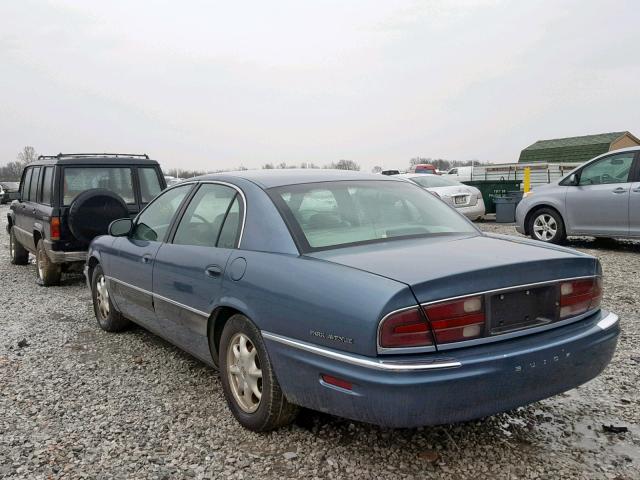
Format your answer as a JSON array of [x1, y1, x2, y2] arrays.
[[1, 205, 638, 480]]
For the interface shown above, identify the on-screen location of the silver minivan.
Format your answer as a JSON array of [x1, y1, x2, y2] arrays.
[[515, 147, 640, 243]]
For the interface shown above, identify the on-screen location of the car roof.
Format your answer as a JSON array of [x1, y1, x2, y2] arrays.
[[193, 169, 402, 189], [29, 155, 159, 166]]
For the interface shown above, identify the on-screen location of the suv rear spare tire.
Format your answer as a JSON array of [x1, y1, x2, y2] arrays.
[[68, 189, 129, 244]]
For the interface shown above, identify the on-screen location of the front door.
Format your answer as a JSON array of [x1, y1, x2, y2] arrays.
[[565, 152, 635, 236], [152, 183, 244, 359], [630, 181, 640, 236], [108, 184, 193, 327]]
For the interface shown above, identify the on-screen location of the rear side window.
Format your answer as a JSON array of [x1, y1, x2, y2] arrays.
[[29, 167, 41, 202], [40, 167, 54, 205], [217, 196, 242, 248], [139, 167, 163, 203], [21, 168, 33, 200], [173, 184, 237, 248], [63, 167, 134, 205]]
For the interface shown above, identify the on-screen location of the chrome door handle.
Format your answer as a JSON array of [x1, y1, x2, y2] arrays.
[[141, 254, 153, 264], [205, 265, 223, 277], [612, 187, 627, 194]]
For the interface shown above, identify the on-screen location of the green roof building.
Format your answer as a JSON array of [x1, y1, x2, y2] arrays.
[[518, 131, 640, 164]]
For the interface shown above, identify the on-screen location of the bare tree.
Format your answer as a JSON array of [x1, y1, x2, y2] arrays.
[[17, 146, 38, 164], [372, 166, 382, 173], [325, 159, 360, 171]]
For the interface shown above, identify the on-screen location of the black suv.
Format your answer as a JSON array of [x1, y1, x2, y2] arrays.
[[7, 153, 166, 286]]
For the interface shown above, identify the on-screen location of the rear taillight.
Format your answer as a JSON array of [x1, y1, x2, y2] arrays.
[[423, 295, 485, 344], [379, 308, 434, 348], [559, 277, 602, 319], [50, 217, 61, 241]]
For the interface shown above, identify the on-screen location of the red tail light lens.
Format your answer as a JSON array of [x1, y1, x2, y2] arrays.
[[423, 295, 485, 344], [559, 277, 602, 319], [379, 308, 434, 348], [50, 217, 61, 241]]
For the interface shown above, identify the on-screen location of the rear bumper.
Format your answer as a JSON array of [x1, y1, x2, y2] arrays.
[[264, 310, 619, 428], [456, 198, 486, 220], [44, 240, 87, 263]]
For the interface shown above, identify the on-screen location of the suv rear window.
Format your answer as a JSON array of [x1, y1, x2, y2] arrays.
[[63, 167, 135, 206], [139, 167, 162, 203]]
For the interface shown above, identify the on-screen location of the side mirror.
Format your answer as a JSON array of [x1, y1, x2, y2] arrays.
[[108, 218, 133, 237]]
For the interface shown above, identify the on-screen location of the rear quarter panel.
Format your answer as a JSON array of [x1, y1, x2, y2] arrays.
[[220, 250, 415, 357]]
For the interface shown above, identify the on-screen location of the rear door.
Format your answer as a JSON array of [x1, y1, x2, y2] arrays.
[[629, 152, 640, 236], [108, 183, 193, 327], [152, 182, 244, 353], [22, 166, 41, 251], [565, 152, 635, 236]]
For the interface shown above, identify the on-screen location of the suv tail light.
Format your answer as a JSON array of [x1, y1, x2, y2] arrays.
[[50, 217, 61, 241], [423, 295, 485, 344], [379, 308, 434, 348], [559, 277, 602, 319]]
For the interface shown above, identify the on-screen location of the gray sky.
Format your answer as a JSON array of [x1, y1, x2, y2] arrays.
[[1, 0, 638, 172]]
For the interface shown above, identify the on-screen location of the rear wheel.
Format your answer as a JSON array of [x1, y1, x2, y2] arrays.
[[528, 208, 566, 244], [219, 314, 299, 431], [91, 265, 129, 332], [9, 227, 29, 265], [36, 239, 61, 286]]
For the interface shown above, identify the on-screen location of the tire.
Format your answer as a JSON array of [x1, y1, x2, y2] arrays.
[[219, 314, 299, 431], [528, 208, 566, 244], [68, 189, 129, 245], [91, 265, 129, 332], [36, 239, 61, 286], [9, 227, 29, 265]]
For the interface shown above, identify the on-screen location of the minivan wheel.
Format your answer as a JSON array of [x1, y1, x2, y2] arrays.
[[91, 265, 129, 332], [219, 314, 299, 431], [36, 240, 61, 286], [529, 208, 566, 244], [9, 227, 29, 265]]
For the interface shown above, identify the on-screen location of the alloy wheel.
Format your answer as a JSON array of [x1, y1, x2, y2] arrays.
[[226, 333, 263, 413], [533, 214, 557, 241], [95, 275, 110, 320]]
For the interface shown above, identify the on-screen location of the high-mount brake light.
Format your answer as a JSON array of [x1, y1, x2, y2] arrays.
[[379, 308, 434, 348]]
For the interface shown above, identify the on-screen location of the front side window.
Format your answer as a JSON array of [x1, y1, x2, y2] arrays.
[[63, 167, 135, 205], [272, 180, 477, 250], [579, 153, 634, 186], [139, 167, 163, 203], [41, 167, 54, 205], [131, 184, 192, 242], [29, 167, 41, 202], [173, 184, 238, 247]]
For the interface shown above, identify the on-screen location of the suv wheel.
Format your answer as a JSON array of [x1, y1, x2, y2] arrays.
[[36, 239, 62, 286], [91, 265, 129, 332], [528, 208, 566, 244], [9, 227, 29, 265], [219, 314, 299, 431]]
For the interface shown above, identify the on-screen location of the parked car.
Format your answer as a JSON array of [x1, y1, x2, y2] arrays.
[[408, 164, 438, 174], [85, 170, 618, 431], [444, 166, 474, 182], [380, 169, 400, 176], [0, 181, 20, 204], [398, 173, 486, 220], [516, 147, 640, 243], [7, 153, 166, 286]]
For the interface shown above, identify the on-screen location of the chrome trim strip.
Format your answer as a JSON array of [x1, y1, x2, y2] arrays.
[[261, 331, 461, 371], [377, 275, 600, 354], [106, 276, 210, 318], [596, 312, 619, 331], [153, 291, 209, 318]]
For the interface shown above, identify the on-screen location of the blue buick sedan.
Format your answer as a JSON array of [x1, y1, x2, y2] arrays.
[[85, 170, 619, 431]]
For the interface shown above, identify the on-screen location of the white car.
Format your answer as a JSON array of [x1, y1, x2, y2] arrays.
[[397, 173, 486, 221]]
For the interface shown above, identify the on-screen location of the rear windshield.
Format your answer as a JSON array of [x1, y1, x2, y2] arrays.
[[271, 180, 476, 251], [63, 167, 135, 205], [409, 175, 461, 188]]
